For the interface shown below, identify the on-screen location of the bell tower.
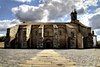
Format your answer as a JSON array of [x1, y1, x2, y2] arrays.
[[71, 9, 77, 21]]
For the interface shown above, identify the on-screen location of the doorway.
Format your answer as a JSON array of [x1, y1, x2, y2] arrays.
[[44, 39, 52, 49], [45, 42, 51, 48]]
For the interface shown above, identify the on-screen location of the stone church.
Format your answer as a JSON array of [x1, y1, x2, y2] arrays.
[[5, 10, 96, 49]]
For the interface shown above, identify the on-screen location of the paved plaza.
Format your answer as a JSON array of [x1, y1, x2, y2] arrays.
[[19, 50, 76, 67], [0, 49, 99, 67]]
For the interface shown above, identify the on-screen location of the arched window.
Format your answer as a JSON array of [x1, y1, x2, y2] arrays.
[[45, 28, 53, 36], [35, 31, 38, 35], [59, 30, 62, 35], [47, 31, 49, 36], [38, 30, 41, 36], [59, 28, 65, 35], [71, 32, 74, 37]]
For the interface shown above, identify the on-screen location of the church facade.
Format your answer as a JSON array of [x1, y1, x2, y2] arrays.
[[5, 10, 96, 49]]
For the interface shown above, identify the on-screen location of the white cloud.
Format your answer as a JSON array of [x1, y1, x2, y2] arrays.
[[12, 0, 99, 22], [78, 13, 92, 27], [78, 0, 100, 28], [97, 35, 100, 41], [95, 29, 100, 35], [95, 8, 100, 13], [12, 0, 76, 22], [94, 29, 100, 41], [13, 0, 32, 3], [0, 31, 6, 36], [83, 0, 98, 6], [88, 7, 100, 29], [77, 8, 86, 15], [0, 19, 20, 36], [89, 14, 100, 29], [12, 4, 45, 22], [74, 0, 98, 10]]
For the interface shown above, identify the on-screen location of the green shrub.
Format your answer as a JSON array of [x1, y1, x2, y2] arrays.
[[0, 36, 6, 42]]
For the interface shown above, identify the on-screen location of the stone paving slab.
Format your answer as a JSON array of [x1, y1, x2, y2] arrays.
[[19, 50, 76, 67], [0, 49, 98, 67], [96, 64, 100, 67]]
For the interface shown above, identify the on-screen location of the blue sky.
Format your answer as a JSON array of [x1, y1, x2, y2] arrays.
[[0, 0, 42, 20], [0, 0, 100, 40], [0, 0, 99, 21]]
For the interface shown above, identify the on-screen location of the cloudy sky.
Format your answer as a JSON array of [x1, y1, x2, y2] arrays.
[[0, 0, 100, 40]]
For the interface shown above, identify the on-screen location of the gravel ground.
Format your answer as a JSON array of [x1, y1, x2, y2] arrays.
[[0, 49, 99, 67], [0, 49, 42, 67], [55, 49, 98, 67]]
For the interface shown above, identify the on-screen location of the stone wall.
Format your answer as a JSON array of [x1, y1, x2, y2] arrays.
[[18, 26, 27, 48], [5, 26, 19, 48], [5, 22, 94, 49]]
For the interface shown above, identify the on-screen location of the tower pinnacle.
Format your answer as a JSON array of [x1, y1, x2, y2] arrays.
[[70, 9, 77, 21]]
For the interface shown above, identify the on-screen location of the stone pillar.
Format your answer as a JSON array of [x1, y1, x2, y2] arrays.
[[42, 25, 44, 48], [18, 27, 27, 48], [68, 31, 76, 48], [5, 28, 10, 48], [37, 25, 44, 48], [92, 31, 97, 47], [53, 24, 59, 48], [68, 37, 76, 48], [66, 35, 68, 48], [84, 33, 93, 48], [76, 33, 83, 48], [22, 28, 27, 48]]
